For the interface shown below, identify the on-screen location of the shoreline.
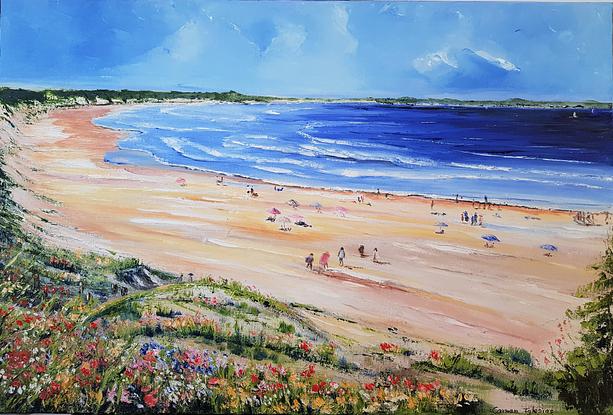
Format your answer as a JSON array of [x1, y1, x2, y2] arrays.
[[8, 103, 612, 353], [96, 103, 610, 215]]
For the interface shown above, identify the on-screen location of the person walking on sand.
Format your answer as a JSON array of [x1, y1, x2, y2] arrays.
[[319, 252, 330, 271], [338, 247, 346, 267], [358, 245, 366, 257], [305, 253, 314, 271], [372, 248, 379, 263], [430, 200, 435, 210]]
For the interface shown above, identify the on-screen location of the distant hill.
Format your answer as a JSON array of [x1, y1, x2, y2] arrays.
[[1, 86, 610, 109]]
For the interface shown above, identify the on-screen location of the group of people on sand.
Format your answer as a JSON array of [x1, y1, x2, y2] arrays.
[[574, 211, 597, 226], [305, 245, 385, 271], [461, 211, 483, 226]]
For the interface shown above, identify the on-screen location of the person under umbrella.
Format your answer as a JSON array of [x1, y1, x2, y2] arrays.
[[540, 244, 558, 257], [267, 207, 281, 222], [482, 234, 500, 248], [435, 222, 448, 234]]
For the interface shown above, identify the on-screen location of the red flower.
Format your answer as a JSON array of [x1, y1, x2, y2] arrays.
[[39, 381, 61, 401], [143, 393, 158, 408], [16, 320, 23, 327], [403, 378, 414, 390], [90, 321, 98, 330], [208, 377, 220, 386], [251, 373, 259, 384], [364, 383, 375, 391], [41, 337, 52, 348], [300, 364, 315, 378], [80, 366, 91, 377], [35, 364, 46, 373], [299, 341, 312, 353], [379, 342, 397, 353], [429, 350, 441, 361], [311, 384, 321, 393]]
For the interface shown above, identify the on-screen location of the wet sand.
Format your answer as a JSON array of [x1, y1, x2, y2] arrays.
[[8, 105, 610, 353]]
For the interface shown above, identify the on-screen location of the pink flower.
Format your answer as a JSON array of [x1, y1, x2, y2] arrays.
[[120, 389, 131, 404], [106, 386, 117, 403]]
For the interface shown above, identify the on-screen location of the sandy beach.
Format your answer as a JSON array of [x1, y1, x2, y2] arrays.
[[8, 105, 610, 353]]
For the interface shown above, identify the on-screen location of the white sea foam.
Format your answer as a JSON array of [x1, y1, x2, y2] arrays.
[[449, 162, 512, 171]]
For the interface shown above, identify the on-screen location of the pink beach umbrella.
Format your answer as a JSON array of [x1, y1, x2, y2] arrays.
[[176, 177, 187, 186], [289, 214, 304, 223], [335, 206, 348, 217], [267, 207, 281, 216]]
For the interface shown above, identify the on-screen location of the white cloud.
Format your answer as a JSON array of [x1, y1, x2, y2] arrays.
[[332, 5, 358, 54], [413, 50, 458, 73], [266, 23, 306, 55], [473, 50, 520, 72]]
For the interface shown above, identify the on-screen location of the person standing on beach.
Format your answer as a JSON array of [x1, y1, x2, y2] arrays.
[[430, 200, 435, 210], [338, 247, 346, 267], [373, 248, 379, 263], [305, 253, 314, 270], [319, 252, 330, 271]]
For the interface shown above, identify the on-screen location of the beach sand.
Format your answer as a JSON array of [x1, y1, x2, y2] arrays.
[[8, 105, 610, 354]]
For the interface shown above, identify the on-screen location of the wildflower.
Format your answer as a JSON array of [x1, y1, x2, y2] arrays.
[[144, 392, 158, 408], [379, 342, 396, 353], [251, 373, 259, 384], [299, 341, 312, 353], [429, 350, 441, 361], [364, 383, 375, 391], [403, 378, 414, 390], [120, 389, 131, 403], [107, 386, 117, 403], [16, 320, 23, 327], [300, 364, 315, 378], [555, 338, 562, 346], [90, 321, 98, 330], [208, 377, 220, 386]]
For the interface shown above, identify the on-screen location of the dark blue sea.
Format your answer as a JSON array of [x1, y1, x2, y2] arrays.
[[95, 102, 613, 211]]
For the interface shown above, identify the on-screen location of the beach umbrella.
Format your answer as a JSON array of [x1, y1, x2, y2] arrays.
[[435, 222, 448, 228], [267, 207, 281, 216], [481, 234, 500, 242], [335, 206, 348, 216], [540, 244, 558, 252], [176, 177, 187, 186], [289, 214, 304, 222]]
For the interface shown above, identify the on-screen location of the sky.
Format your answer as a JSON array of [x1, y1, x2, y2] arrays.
[[0, 1, 611, 101]]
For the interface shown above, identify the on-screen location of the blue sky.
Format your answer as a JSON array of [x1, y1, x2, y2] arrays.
[[1, 1, 611, 101]]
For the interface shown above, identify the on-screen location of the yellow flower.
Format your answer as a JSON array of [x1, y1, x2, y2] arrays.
[[291, 399, 301, 412]]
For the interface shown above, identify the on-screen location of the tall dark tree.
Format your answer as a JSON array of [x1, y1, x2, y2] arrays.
[[556, 236, 613, 414]]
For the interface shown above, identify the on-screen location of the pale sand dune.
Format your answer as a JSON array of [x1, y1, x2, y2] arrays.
[[8, 106, 610, 354]]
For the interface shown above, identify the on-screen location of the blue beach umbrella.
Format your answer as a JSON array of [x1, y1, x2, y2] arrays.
[[435, 222, 449, 227], [540, 244, 558, 252], [481, 234, 500, 242]]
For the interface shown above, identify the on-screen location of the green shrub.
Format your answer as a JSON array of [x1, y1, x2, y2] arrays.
[[491, 346, 533, 366], [555, 237, 613, 414], [278, 320, 295, 334]]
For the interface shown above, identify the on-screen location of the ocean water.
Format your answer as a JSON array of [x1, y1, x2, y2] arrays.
[[95, 102, 613, 211]]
